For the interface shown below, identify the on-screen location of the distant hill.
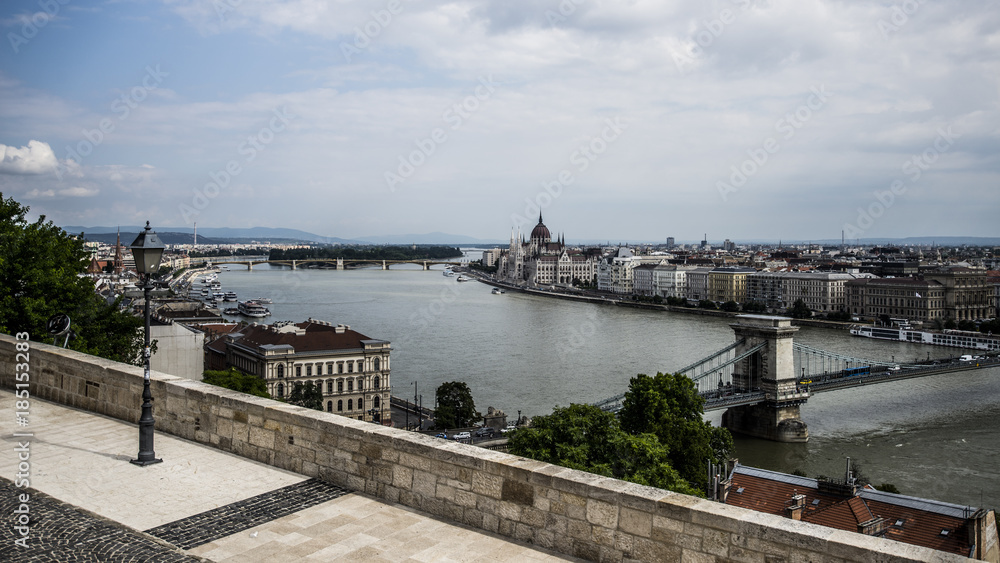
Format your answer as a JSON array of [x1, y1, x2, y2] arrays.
[[354, 232, 504, 245], [65, 225, 361, 245]]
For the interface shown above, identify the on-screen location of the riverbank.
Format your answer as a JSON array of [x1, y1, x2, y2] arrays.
[[465, 270, 855, 332]]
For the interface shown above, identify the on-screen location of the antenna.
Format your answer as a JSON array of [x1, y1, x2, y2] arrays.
[[194, 222, 197, 246]]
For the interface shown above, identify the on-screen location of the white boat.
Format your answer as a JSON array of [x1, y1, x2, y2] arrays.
[[200, 287, 210, 295], [213, 292, 226, 300], [251, 297, 272, 304], [491, 287, 505, 294], [223, 291, 238, 302], [456, 275, 471, 282], [443, 270, 455, 277], [849, 324, 1000, 351], [238, 300, 270, 318]]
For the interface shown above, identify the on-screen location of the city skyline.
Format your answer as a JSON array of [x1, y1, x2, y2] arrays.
[[1, 1, 999, 241]]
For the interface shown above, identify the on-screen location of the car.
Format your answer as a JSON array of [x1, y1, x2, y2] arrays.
[[435, 433, 448, 439], [453, 431, 471, 440], [475, 427, 495, 438]]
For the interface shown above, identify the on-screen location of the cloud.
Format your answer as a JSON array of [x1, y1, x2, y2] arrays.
[[0, 140, 59, 175]]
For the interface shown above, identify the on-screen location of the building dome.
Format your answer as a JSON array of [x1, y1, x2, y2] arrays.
[[530, 214, 551, 241]]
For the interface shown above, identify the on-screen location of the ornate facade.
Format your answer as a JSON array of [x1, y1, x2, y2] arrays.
[[498, 214, 594, 287]]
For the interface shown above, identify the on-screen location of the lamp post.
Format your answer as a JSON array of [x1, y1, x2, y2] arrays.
[[129, 221, 164, 467]]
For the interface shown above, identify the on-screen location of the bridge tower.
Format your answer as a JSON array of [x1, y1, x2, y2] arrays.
[[248, 261, 253, 271], [382, 260, 387, 270], [336, 258, 344, 270], [422, 261, 429, 271], [722, 315, 809, 443], [291, 260, 297, 270]]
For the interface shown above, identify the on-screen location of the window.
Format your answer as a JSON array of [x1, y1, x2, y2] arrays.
[[326, 380, 333, 394], [306, 365, 312, 376], [373, 357, 380, 371], [358, 360, 364, 373], [276, 383, 284, 398], [337, 379, 343, 393], [347, 379, 353, 392], [373, 395, 380, 408], [326, 401, 332, 412], [338, 362, 343, 374], [373, 375, 380, 390], [348, 399, 353, 411], [358, 398, 363, 411], [276, 364, 284, 378], [327, 364, 333, 375], [358, 378, 363, 391], [295, 365, 301, 377], [337, 400, 343, 412], [348, 362, 353, 373]]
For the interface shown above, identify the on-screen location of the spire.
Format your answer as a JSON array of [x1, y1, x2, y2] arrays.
[[538, 212, 543, 225]]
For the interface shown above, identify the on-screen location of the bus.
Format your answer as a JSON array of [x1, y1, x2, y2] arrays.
[[842, 366, 870, 378]]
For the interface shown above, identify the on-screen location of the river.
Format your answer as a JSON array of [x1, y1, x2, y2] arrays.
[[203, 260, 999, 510]]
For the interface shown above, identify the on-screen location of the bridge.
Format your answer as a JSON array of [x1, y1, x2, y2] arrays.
[[592, 315, 999, 443], [220, 258, 466, 271]]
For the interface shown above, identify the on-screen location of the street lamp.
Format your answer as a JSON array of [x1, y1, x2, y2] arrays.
[[129, 221, 164, 467]]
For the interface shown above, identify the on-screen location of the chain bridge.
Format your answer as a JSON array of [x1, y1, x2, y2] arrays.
[[592, 315, 999, 443]]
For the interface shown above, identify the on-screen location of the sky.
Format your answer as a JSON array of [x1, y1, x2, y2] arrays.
[[1, 0, 998, 243]]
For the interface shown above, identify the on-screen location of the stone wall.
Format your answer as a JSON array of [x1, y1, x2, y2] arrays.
[[0, 334, 972, 562]]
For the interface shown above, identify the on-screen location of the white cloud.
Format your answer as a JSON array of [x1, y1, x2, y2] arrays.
[[0, 140, 59, 175], [58, 186, 99, 197]]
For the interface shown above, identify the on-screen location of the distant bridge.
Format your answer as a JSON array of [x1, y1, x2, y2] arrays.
[[220, 258, 467, 271], [592, 315, 998, 442]]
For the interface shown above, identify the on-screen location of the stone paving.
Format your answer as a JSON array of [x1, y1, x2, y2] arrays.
[[0, 390, 580, 562]]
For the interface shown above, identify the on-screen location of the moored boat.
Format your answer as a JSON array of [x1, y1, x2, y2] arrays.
[[238, 300, 270, 318], [849, 324, 1000, 351]]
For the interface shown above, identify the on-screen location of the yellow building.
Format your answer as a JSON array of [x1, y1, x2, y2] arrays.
[[707, 267, 756, 303]]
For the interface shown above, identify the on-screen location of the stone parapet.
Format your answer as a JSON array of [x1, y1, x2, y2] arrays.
[[0, 334, 973, 562]]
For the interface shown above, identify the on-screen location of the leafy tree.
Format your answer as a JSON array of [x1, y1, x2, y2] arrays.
[[957, 319, 976, 331], [0, 194, 145, 364], [434, 381, 479, 429], [787, 299, 812, 319], [943, 318, 957, 329], [874, 483, 901, 494], [720, 300, 740, 312], [202, 368, 269, 398], [698, 299, 717, 310], [826, 310, 852, 322], [287, 381, 324, 410], [618, 372, 734, 492], [741, 300, 767, 313], [979, 318, 1000, 335], [508, 404, 699, 496]]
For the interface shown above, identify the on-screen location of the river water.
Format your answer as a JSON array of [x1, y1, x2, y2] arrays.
[[204, 260, 999, 510]]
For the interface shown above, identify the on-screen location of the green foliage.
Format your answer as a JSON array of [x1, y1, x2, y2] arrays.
[[618, 372, 734, 493], [666, 296, 690, 307], [202, 368, 269, 398], [979, 318, 1000, 335], [787, 299, 812, 319], [0, 193, 145, 364], [944, 318, 957, 329], [697, 299, 717, 310], [508, 404, 699, 496], [720, 300, 740, 312], [874, 483, 901, 494], [825, 310, 852, 322], [434, 381, 479, 429], [957, 319, 977, 331], [741, 300, 767, 313], [791, 469, 808, 477], [287, 381, 324, 410]]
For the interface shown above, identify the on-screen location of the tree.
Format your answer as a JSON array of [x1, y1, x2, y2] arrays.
[[202, 368, 269, 398], [434, 381, 479, 429], [787, 299, 812, 319], [618, 372, 734, 492], [874, 483, 901, 494], [742, 300, 767, 313], [0, 194, 145, 364], [508, 404, 699, 496], [720, 300, 740, 312], [287, 381, 324, 410], [698, 299, 717, 310]]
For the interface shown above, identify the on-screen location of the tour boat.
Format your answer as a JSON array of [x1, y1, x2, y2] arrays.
[[238, 300, 270, 318], [491, 287, 505, 294], [849, 324, 1000, 351], [251, 297, 272, 304], [223, 291, 238, 302]]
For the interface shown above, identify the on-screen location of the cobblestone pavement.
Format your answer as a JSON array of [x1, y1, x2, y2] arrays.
[[146, 478, 350, 550], [0, 478, 196, 563]]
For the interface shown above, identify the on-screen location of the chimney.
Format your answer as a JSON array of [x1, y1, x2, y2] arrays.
[[787, 493, 806, 521]]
